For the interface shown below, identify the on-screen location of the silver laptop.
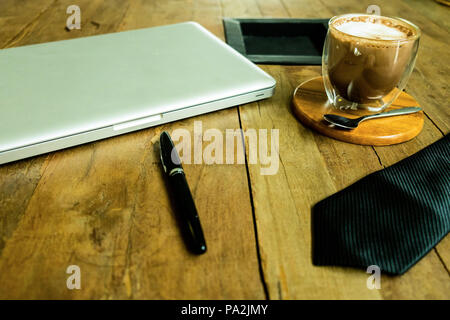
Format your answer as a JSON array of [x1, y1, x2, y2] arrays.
[[0, 22, 275, 165]]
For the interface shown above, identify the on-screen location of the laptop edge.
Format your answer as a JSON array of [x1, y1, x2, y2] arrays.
[[0, 85, 274, 165]]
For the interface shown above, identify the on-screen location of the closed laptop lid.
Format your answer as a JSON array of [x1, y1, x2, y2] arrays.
[[0, 22, 275, 153]]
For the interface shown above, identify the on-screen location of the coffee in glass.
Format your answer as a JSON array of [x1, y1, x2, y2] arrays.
[[322, 14, 420, 112]]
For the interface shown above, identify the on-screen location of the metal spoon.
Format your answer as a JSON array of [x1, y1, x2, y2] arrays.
[[323, 107, 422, 129]]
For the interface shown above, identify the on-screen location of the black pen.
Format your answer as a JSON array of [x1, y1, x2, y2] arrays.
[[159, 131, 207, 254]]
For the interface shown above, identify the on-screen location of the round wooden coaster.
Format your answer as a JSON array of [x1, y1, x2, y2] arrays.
[[292, 77, 424, 146]]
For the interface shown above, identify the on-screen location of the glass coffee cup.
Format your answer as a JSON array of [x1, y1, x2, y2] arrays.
[[322, 14, 420, 112]]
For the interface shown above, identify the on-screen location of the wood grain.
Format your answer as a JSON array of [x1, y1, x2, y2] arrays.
[[0, 110, 265, 299], [292, 77, 424, 146], [239, 65, 382, 299], [0, 0, 448, 299]]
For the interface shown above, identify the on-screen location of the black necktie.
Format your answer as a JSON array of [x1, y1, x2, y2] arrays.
[[312, 135, 450, 275]]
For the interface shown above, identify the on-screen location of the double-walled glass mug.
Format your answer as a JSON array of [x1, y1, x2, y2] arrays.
[[322, 14, 420, 112]]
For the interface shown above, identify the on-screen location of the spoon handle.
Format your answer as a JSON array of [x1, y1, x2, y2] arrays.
[[362, 107, 422, 122]]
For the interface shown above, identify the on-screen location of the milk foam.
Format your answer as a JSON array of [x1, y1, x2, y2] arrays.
[[335, 21, 406, 40]]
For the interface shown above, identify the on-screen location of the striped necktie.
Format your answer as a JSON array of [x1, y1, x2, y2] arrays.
[[312, 135, 449, 275]]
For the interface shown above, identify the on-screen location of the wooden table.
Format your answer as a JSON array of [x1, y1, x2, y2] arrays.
[[0, 0, 448, 300]]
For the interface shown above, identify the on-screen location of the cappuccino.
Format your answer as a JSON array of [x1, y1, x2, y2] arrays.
[[325, 14, 419, 105], [335, 21, 406, 40]]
